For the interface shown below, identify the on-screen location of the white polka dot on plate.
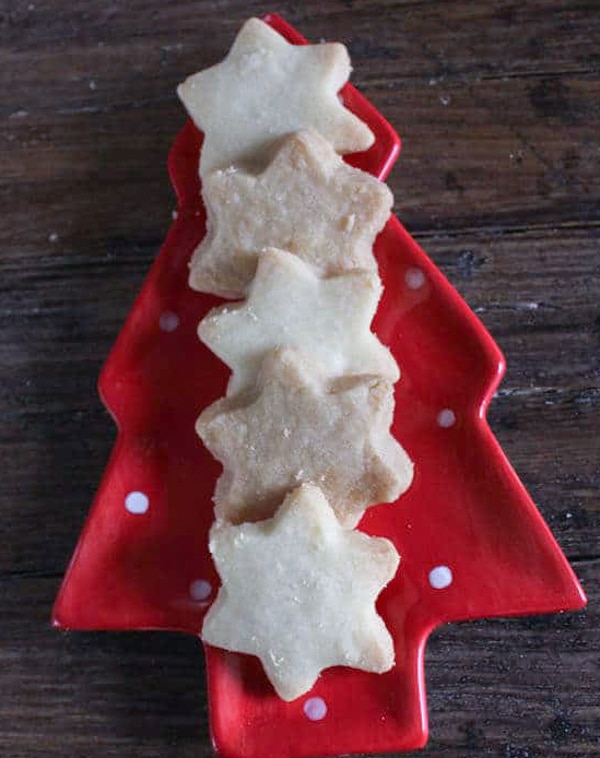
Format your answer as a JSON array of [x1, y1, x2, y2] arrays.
[[437, 409, 456, 428], [189, 579, 212, 602], [303, 697, 327, 721], [405, 267, 426, 290], [429, 565, 453, 589], [159, 311, 179, 332], [124, 491, 149, 515]]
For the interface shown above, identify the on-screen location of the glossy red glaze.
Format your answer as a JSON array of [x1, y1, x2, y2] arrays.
[[53, 14, 586, 758]]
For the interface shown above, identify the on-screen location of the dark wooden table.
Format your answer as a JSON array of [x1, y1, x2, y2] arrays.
[[1, 1, 599, 755]]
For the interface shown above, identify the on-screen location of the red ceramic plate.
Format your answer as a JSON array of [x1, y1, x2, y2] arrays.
[[53, 14, 586, 758]]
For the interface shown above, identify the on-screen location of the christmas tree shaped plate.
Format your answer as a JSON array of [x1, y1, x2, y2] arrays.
[[53, 14, 586, 758]]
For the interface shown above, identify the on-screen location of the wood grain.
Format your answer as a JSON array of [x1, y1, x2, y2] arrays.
[[0, 1, 598, 756]]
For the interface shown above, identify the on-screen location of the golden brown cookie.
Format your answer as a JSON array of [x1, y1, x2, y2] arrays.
[[189, 129, 392, 297], [197, 348, 413, 527]]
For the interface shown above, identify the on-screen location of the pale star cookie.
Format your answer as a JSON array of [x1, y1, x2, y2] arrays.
[[178, 17, 374, 177], [197, 348, 413, 527], [198, 248, 399, 397], [189, 129, 393, 297], [202, 484, 399, 701]]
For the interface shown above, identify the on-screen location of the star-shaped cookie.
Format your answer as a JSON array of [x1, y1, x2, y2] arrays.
[[178, 18, 374, 177], [202, 484, 399, 701], [198, 248, 399, 397], [197, 348, 413, 527], [189, 129, 393, 297]]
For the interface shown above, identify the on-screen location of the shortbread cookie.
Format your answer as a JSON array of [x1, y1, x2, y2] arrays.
[[178, 18, 374, 177], [197, 348, 413, 527], [198, 248, 399, 397], [202, 484, 399, 701], [189, 129, 393, 297]]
